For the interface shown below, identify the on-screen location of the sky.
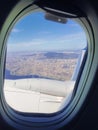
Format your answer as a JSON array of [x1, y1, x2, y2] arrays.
[[7, 12, 87, 52]]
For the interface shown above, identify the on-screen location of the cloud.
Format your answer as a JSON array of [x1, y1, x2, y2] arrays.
[[62, 32, 86, 41], [12, 28, 22, 33], [7, 38, 48, 52], [7, 31, 86, 52], [31, 39, 47, 45]]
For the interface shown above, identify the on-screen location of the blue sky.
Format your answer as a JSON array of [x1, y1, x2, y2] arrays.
[[7, 12, 87, 52]]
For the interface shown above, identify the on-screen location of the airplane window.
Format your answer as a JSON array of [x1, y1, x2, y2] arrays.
[[3, 11, 87, 113]]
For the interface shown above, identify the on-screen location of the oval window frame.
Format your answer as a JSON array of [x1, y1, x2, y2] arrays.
[[0, 1, 94, 130]]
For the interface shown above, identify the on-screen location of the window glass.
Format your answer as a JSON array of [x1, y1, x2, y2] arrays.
[[4, 11, 87, 113]]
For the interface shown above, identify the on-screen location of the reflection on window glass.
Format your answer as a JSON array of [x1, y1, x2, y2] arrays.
[[4, 11, 87, 113]]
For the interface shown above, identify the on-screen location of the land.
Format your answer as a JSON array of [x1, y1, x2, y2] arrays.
[[5, 51, 80, 81]]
